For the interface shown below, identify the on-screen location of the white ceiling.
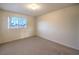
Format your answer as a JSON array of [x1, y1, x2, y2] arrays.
[[0, 3, 76, 16]]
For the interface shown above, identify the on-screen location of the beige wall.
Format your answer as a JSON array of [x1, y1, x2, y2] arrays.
[[37, 5, 79, 50], [0, 10, 35, 43]]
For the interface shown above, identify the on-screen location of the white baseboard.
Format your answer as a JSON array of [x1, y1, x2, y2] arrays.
[[38, 35, 79, 51]]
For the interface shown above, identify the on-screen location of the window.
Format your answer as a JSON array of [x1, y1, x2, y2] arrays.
[[8, 16, 28, 29]]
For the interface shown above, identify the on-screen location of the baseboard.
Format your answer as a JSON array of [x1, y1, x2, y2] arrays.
[[37, 36, 79, 51], [1, 35, 78, 51], [0, 35, 36, 45]]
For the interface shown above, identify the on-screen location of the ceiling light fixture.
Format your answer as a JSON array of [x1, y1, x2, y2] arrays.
[[27, 4, 40, 10]]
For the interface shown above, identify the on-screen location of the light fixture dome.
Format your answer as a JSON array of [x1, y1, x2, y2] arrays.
[[27, 4, 40, 10]]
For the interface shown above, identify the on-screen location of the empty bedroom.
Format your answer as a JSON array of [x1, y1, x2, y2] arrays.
[[0, 3, 79, 55]]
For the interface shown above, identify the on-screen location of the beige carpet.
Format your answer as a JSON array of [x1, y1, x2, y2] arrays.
[[0, 37, 79, 55]]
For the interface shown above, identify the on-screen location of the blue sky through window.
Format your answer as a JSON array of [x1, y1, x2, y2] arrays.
[[8, 16, 27, 29]]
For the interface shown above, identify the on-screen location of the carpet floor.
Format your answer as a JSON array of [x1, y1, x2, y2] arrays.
[[0, 37, 79, 55]]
